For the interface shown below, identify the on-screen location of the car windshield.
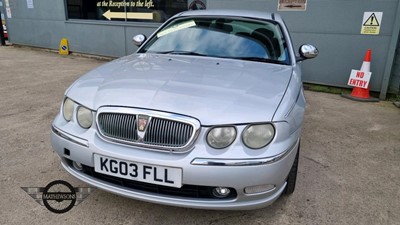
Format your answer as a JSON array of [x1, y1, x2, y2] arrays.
[[139, 17, 291, 65]]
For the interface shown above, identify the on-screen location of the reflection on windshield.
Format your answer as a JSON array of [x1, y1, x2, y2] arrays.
[[156, 20, 196, 38], [141, 18, 290, 64]]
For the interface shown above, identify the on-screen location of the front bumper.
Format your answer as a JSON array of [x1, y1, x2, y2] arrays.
[[51, 123, 299, 210]]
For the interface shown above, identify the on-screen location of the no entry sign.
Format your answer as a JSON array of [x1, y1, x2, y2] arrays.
[[347, 69, 371, 89]]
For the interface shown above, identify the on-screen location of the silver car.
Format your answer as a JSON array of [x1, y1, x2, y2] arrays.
[[51, 10, 318, 210]]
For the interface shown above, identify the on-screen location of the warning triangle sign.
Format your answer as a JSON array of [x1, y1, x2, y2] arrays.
[[363, 13, 379, 26]]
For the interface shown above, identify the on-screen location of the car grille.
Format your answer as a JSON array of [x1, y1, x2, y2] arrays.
[[98, 113, 139, 141], [96, 108, 200, 152], [79, 164, 237, 200]]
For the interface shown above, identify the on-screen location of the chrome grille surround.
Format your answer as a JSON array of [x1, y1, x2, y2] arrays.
[[96, 107, 201, 153]]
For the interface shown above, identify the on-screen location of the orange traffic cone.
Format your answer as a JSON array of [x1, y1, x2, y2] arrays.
[[342, 49, 379, 102]]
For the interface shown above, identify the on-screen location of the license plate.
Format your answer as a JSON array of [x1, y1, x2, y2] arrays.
[[94, 154, 182, 188]]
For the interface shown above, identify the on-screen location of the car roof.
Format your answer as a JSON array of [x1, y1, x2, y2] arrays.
[[175, 9, 282, 23]]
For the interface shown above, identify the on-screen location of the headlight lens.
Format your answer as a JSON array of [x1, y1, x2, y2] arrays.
[[242, 124, 275, 149], [77, 106, 93, 129], [63, 98, 74, 121], [207, 127, 237, 149]]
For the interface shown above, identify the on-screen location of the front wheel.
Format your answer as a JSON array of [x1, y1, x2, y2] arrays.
[[284, 142, 300, 195]]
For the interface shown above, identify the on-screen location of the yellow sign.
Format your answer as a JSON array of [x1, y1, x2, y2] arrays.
[[59, 38, 69, 55], [361, 12, 383, 35]]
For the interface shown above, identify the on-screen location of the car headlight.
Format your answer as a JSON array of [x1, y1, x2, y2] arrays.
[[77, 106, 93, 129], [207, 127, 237, 149], [63, 98, 74, 121], [242, 124, 275, 149]]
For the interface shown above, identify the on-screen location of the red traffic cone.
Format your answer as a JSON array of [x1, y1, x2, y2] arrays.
[[342, 49, 379, 102]]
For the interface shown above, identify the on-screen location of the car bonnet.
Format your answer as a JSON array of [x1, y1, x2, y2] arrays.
[[66, 54, 292, 125]]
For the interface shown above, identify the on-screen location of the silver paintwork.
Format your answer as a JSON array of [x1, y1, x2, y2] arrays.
[[52, 125, 88, 147], [191, 139, 298, 166], [51, 10, 316, 210], [66, 54, 293, 125]]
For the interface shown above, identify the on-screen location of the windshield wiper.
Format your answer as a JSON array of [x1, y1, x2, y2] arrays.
[[151, 50, 207, 57], [230, 57, 288, 65]]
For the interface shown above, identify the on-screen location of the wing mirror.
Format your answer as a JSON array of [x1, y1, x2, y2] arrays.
[[297, 44, 319, 62], [132, 34, 147, 47]]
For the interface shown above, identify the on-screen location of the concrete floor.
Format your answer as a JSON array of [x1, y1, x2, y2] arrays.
[[1, 46, 399, 225]]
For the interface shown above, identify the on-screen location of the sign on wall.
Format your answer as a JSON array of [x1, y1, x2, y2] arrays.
[[278, 0, 307, 11], [67, 0, 191, 23], [5, 0, 11, 18], [361, 12, 383, 35], [5, 7, 11, 18], [188, 0, 206, 10], [26, 0, 34, 9]]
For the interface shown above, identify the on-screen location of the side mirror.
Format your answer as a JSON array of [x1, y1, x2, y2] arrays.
[[132, 34, 147, 47], [297, 44, 319, 62]]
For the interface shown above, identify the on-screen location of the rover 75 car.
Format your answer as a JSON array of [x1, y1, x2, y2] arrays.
[[51, 9, 318, 210]]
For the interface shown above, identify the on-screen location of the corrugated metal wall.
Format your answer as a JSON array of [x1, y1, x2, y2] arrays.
[[3, 0, 400, 95]]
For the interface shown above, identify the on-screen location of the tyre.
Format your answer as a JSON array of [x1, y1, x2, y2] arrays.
[[284, 142, 300, 195]]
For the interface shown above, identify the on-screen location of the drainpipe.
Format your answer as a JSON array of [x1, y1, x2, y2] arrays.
[[379, 0, 400, 99], [0, 14, 5, 46]]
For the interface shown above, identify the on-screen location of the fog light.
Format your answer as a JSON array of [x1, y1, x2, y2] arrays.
[[244, 184, 275, 194], [212, 187, 231, 198], [72, 161, 83, 171]]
